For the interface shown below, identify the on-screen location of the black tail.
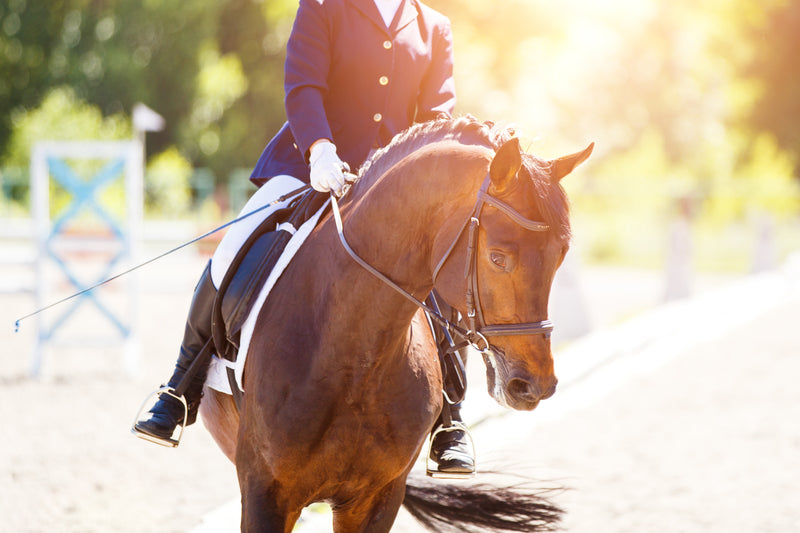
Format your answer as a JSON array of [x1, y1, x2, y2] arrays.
[[402, 473, 564, 532]]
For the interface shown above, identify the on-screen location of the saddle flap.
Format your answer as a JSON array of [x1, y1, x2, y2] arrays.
[[221, 229, 292, 342], [212, 190, 329, 362]]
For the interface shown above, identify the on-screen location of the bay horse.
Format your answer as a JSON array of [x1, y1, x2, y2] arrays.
[[200, 116, 593, 532]]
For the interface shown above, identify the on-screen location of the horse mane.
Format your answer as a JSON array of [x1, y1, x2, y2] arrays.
[[352, 114, 571, 240], [356, 115, 502, 183]]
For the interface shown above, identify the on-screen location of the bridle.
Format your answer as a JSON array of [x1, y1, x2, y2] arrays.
[[330, 172, 555, 354], [433, 175, 554, 345]]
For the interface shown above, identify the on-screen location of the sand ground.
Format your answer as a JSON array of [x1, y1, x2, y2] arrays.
[[2, 242, 798, 532]]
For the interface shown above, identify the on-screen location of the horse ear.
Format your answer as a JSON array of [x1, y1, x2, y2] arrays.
[[550, 142, 595, 181], [489, 137, 522, 193]]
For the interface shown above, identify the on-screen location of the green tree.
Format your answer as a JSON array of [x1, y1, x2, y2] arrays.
[[0, 1, 72, 156], [3, 0, 798, 193], [2, 86, 132, 216], [0, 0, 295, 182], [3, 86, 131, 169], [742, 0, 800, 175]]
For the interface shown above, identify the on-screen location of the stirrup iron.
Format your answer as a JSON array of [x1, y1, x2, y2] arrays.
[[426, 421, 477, 480], [130, 386, 189, 448]]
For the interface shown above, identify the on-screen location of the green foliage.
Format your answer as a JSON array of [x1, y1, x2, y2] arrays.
[[1, 86, 198, 218], [4, 0, 798, 183], [145, 147, 193, 218], [182, 41, 249, 162], [1, 86, 132, 218], [0, 0, 294, 182], [565, 129, 680, 266], [1, 0, 798, 268], [0, 165, 29, 216], [0, 0, 72, 155], [3, 86, 131, 168], [567, 123, 799, 269], [704, 132, 800, 225], [741, 0, 800, 174]]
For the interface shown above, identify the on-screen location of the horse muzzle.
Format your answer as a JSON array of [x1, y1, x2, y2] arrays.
[[504, 374, 558, 410], [482, 350, 558, 411]]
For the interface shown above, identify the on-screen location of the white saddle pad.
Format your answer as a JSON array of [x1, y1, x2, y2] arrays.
[[205, 194, 330, 395]]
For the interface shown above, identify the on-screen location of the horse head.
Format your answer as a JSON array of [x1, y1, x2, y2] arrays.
[[433, 136, 594, 411]]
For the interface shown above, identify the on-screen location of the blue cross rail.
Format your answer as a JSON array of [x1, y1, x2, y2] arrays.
[[39, 156, 131, 340]]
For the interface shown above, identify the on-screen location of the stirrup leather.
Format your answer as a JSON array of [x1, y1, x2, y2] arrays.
[[426, 421, 477, 480], [130, 386, 189, 448]]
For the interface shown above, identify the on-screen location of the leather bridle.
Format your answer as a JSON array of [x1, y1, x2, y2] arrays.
[[431, 175, 554, 347], [330, 172, 555, 354]]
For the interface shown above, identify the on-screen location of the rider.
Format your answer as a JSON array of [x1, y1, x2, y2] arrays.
[[133, 0, 474, 475]]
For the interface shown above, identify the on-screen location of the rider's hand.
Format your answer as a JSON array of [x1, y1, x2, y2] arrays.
[[309, 140, 347, 196]]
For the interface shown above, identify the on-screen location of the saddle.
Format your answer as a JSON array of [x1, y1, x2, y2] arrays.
[[211, 189, 329, 363]]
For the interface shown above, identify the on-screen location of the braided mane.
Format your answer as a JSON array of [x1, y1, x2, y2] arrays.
[[351, 115, 570, 240], [357, 115, 513, 183]]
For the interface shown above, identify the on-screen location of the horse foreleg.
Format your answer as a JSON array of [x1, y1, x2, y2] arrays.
[[199, 387, 240, 462], [331, 475, 408, 533], [236, 439, 302, 533], [238, 473, 302, 533]]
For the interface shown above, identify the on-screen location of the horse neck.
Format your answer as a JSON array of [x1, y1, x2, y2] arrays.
[[285, 143, 490, 372], [343, 143, 490, 295]]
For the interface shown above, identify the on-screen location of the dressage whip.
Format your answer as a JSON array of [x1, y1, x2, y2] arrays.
[[13, 184, 311, 332]]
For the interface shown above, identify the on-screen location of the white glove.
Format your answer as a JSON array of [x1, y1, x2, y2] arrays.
[[309, 141, 347, 195]]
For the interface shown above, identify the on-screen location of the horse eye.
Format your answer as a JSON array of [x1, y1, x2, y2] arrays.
[[490, 252, 507, 269]]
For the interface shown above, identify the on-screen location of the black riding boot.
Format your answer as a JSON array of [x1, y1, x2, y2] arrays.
[[426, 292, 476, 476], [133, 260, 216, 444], [429, 401, 475, 475]]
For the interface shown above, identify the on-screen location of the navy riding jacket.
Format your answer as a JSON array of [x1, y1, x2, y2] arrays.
[[250, 0, 456, 186]]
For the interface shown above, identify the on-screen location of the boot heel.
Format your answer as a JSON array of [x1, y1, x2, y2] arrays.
[[131, 386, 189, 448]]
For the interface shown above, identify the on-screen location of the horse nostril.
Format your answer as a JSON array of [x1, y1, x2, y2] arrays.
[[541, 377, 558, 400], [507, 378, 540, 402]]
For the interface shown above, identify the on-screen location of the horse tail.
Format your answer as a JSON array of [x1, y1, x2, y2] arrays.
[[402, 473, 564, 532]]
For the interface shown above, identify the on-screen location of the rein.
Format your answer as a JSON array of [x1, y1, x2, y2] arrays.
[[330, 172, 554, 355], [330, 192, 473, 346]]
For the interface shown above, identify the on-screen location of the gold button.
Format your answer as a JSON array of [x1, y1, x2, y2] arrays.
[[379, 76, 389, 86], [383, 40, 392, 49], [373, 113, 382, 122]]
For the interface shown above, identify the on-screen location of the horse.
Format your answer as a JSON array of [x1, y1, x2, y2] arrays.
[[199, 115, 593, 532]]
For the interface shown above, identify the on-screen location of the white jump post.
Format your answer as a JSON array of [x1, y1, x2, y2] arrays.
[[751, 212, 777, 273], [663, 196, 694, 302]]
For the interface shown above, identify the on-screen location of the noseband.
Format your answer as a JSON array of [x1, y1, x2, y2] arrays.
[[330, 172, 554, 353]]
